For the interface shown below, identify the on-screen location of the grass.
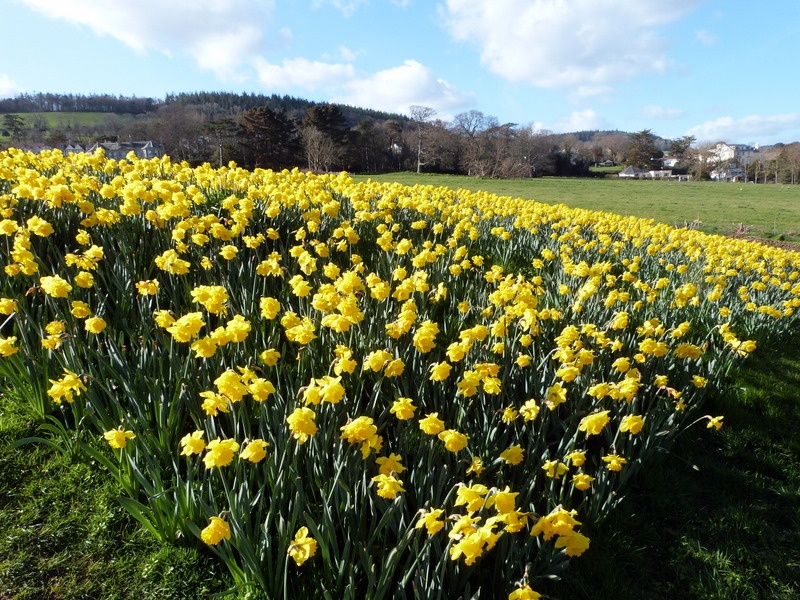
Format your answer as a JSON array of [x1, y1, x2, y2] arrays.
[[354, 172, 800, 242], [0, 397, 231, 599], [0, 112, 136, 143]]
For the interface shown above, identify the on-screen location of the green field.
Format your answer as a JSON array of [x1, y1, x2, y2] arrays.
[[0, 112, 135, 143], [355, 172, 800, 243]]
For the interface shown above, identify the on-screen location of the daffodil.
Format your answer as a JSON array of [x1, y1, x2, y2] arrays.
[[287, 526, 317, 566], [201, 516, 231, 546], [103, 428, 135, 449]]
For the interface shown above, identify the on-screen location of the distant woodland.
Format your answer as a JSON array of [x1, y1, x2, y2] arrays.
[[2, 92, 799, 182]]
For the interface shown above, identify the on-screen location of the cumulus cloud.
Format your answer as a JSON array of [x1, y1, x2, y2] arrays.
[[17, 0, 273, 79], [553, 109, 610, 133], [440, 0, 705, 89], [0, 74, 22, 99], [254, 56, 473, 116], [643, 105, 686, 119], [253, 57, 357, 90], [335, 60, 475, 116], [686, 113, 800, 144]]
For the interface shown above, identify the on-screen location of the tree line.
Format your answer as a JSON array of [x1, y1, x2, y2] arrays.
[[2, 92, 800, 182]]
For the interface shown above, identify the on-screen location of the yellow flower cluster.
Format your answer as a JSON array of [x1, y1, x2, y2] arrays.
[[1, 148, 797, 597]]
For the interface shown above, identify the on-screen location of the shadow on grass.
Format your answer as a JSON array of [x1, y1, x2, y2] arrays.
[[0, 401, 230, 600], [543, 340, 800, 600]]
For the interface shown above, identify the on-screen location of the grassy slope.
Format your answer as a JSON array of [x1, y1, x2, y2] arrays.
[[0, 112, 135, 143], [355, 172, 800, 242], [0, 399, 230, 600]]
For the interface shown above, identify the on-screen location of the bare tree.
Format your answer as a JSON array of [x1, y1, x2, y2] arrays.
[[778, 143, 800, 184], [689, 141, 720, 180], [409, 105, 436, 173], [515, 127, 557, 176], [452, 110, 505, 176], [594, 132, 629, 164], [300, 125, 342, 172]]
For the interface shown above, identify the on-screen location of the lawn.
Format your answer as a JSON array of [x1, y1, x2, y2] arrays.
[[355, 172, 800, 242]]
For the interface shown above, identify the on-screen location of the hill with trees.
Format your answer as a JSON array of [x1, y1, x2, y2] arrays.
[[1, 91, 798, 182]]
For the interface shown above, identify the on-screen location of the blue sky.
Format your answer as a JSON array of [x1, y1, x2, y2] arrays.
[[2, 0, 799, 145]]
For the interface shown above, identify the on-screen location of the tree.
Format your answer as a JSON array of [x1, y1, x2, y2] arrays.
[[778, 143, 800, 184], [352, 118, 393, 174], [2, 114, 25, 142], [452, 110, 503, 177], [594, 132, 629, 165], [238, 106, 301, 170], [689, 141, 720, 180], [383, 120, 404, 171], [205, 117, 240, 167], [668, 135, 696, 162], [149, 103, 208, 163], [300, 104, 350, 172], [300, 125, 342, 173], [408, 105, 436, 173], [515, 127, 557, 177], [625, 129, 662, 169]]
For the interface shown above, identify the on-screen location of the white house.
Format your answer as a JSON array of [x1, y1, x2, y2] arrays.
[[710, 164, 746, 182], [87, 140, 162, 159], [618, 165, 649, 178], [619, 166, 673, 179], [711, 142, 758, 165]]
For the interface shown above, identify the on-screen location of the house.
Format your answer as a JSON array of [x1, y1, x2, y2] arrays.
[[660, 156, 680, 168], [619, 166, 676, 180], [618, 165, 649, 178], [711, 142, 758, 164], [710, 165, 746, 182], [64, 143, 85, 154], [87, 140, 162, 159]]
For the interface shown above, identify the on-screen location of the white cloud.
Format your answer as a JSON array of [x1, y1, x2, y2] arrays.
[[253, 57, 472, 116], [17, 0, 273, 79], [686, 113, 800, 144], [441, 0, 705, 90], [694, 28, 717, 45], [553, 109, 610, 132], [643, 105, 686, 120], [335, 60, 475, 117], [253, 57, 357, 90], [0, 74, 22, 99]]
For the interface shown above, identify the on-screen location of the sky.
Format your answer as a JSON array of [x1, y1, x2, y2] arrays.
[[2, 0, 800, 146]]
